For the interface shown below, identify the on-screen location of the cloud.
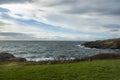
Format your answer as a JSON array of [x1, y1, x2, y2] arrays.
[[0, 7, 9, 12], [0, 21, 9, 26], [36, 0, 76, 7], [62, 0, 120, 16], [0, 0, 33, 4], [0, 0, 120, 40], [39, 0, 120, 16], [103, 24, 120, 32], [0, 32, 37, 40]]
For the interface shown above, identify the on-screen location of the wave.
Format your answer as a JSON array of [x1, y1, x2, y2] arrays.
[[76, 44, 91, 49]]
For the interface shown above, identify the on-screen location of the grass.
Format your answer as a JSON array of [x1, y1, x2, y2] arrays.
[[0, 60, 120, 80]]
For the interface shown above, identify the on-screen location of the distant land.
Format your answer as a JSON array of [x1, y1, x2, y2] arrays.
[[83, 38, 120, 49]]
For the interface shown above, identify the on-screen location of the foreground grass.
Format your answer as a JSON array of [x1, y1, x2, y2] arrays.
[[0, 60, 120, 80]]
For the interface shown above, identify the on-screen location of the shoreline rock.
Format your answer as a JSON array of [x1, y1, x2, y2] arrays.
[[1, 52, 120, 65], [22, 53, 120, 65], [80, 53, 120, 61], [0, 52, 26, 62], [83, 38, 120, 49]]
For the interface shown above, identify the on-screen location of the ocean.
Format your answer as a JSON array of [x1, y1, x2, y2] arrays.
[[0, 41, 120, 61]]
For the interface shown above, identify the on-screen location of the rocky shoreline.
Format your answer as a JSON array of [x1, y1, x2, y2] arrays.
[[83, 38, 120, 49], [0, 52, 26, 62], [0, 52, 120, 64]]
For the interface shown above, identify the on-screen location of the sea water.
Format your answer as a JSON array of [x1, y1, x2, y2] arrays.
[[0, 41, 120, 61]]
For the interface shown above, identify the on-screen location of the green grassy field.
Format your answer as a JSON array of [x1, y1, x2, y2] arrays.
[[0, 60, 120, 80]]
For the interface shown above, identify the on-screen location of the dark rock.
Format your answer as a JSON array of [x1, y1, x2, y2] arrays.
[[0, 52, 15, 61], [9, 57, 26, 62], [81, 53, 120, 61], [0, 52, 26, 62], [83, 38, 120, 49]]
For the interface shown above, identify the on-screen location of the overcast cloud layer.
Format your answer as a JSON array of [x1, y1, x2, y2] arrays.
[[0, 0, 120, 41]]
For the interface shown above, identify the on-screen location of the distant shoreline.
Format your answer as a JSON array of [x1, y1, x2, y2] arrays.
[[83, 38, 120, 49]]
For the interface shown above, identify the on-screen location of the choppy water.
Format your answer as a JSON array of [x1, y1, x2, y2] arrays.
[[0, 41, 120, 61]]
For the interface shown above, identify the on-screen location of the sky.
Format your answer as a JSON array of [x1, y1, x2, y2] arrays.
[[0, 0, 120, 41]]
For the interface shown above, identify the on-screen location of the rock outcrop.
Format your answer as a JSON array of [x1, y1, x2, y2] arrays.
[[0, 52, 26, 62], [81, 53, 120, 61], [83, 38, 120, 49]]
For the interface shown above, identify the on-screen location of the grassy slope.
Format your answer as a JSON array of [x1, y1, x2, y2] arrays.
[[0, 60, 120, 80]]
